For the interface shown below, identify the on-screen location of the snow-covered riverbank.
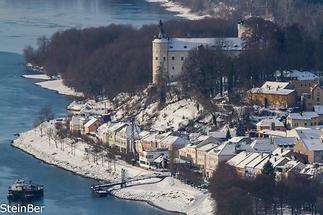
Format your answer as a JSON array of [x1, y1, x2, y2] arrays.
[[145, 0, 210, 20], [12, 121, 214, 215], [35, 79, 84, 97], [22, 73, 83, 97]]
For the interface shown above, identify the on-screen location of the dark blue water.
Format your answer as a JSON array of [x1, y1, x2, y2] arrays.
[[0, 0, 178, 214], [0, 52, 170, 214], [0, 0, 178, 53]]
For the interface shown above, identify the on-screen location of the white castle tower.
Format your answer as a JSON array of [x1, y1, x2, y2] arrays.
[[152, 20, 246, 85], [152, 20, 169, 85]]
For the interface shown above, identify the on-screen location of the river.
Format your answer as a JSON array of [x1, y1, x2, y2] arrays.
[[0, 0, 178, 214]]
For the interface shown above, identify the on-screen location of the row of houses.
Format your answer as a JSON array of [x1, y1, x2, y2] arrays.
[[227, 148, 306, 178]]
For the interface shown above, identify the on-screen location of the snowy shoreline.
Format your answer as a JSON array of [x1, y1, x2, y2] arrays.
[[145, 0, 210, 20], [22, 73, 84, 97], [12, 122, 214, 215]]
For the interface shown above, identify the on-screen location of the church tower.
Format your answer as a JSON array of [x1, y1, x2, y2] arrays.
[[152, 20, 169, 85]]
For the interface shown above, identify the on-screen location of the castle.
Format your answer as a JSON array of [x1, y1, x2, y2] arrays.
[[152, 20, 248, 85]]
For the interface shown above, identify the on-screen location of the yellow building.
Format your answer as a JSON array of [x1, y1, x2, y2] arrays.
[[288, 128, 323, 163], [247, 81, 297, 108], [303, 84, 323, 110], [286, 112, 319, 129]]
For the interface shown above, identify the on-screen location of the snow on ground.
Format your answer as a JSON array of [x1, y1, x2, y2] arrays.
[[145, 0, 210, 20], [13, 121, 214, 214], [112, 177, 214, 215], [22, 74, 51, 80], [12, 121, 149, 181], [35, 79, 84, 97], [152, 99, 201, 131]]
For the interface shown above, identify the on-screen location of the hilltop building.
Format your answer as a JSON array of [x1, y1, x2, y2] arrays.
[[152, 20, 246, 84], [247, 81, 297, 108]]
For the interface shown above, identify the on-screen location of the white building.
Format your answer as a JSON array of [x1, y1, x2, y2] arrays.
[[152, 20, 245, 84]]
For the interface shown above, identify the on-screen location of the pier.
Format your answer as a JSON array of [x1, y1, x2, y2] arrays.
[[91, 171, 171, 196]]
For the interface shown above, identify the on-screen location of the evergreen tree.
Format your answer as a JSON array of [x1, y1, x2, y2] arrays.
[[226, 129, 232, 140], [262, 161, 276, 177], [236, 120, 246, 136]]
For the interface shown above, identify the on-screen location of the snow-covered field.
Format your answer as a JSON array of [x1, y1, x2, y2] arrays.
[[22, 74, 51, 80], [145, 0, 210, 20], [12, 121, 214, 215], [35, 80, 84, 97]]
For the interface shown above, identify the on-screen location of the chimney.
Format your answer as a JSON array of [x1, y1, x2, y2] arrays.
[[270, 122, 276, 131]]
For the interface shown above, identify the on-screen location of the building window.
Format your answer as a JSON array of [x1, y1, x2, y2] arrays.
[[172, 66, 175, 70], [163, 57, 166, 61], [304, 123, 307, 126], [155, 57, 158, 60], [172, 56, 175, 60], [184, 46, 187, 49], [317, 98, 320, 102], [181, 57, 184, 61]]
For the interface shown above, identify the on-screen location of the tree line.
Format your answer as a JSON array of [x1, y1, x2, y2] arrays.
[[24, 19, 237, 98], [209, 162, 323, 215], [181, 18, 323, 100]]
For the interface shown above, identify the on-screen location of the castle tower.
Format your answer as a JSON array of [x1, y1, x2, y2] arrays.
[[152, 20, 169, 85]]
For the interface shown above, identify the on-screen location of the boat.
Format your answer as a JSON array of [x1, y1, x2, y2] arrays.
[[92, 188, 108, 197], [7, 179, 44, 201]]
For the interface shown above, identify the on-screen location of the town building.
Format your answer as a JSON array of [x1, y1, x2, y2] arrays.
[[178, 136, 220, 164], [114, 123, 141, 153], [275, 70, 319, 96], [83, 118, 102, 134], [256, 117, 285, 134], [152, 20, 244, 84], [314, 105, 323, 124], [205, 141, 237, 178], [286, 112, 319, 129], [69, 115, 86, 134], [288, 128, 323, 163], [139, 148, 169, 169], [196, 143, 218, 169], [247, 81, 297, 108], [302, 83, 323, 110]]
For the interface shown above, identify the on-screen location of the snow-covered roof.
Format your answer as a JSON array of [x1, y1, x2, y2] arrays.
[[272, 147, 292, 157], [288, 112, 319, 120], [314, 105, 323, 115], [228, 136, 249, 144], [84, 118, 99, 127], [211, 142, 236, 156], [249, 81, 294, 95], [246, 153, 269, 169], [294, 128, 323, 151], [108, 122, 128, 132], [273, 137, 296, 147], [250, 138, 277, 153], [255, 155, 287, 170], [227, 151, 251, 166], [168, 37, 243, 51], [237, 153, 261, 169], [283, 70, 319, 81], [197, 143, 218, 152], [256, 117, 284, 127], [262, 81, 290, 90], [258, 129, 287, 137], [159, 135, 189, 147]]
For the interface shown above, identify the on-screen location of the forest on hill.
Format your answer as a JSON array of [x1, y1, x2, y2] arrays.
[[24, 17, 323, 99], [24, 19, 237, 98], [181, 17, 323, 100]]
